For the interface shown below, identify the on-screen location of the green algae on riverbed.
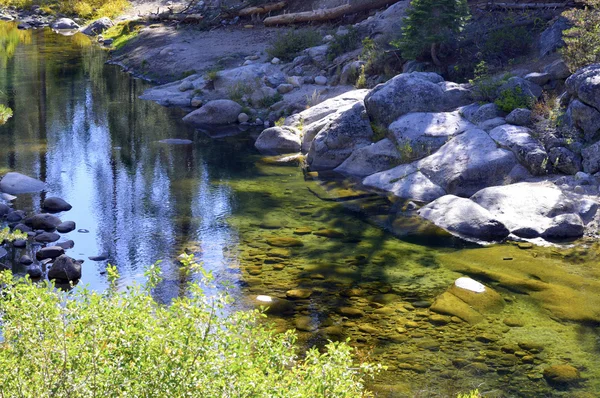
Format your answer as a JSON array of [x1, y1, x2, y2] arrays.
[[1, 21, 600, 397]]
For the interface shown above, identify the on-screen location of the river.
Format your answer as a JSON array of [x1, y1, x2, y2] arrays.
[[1, 22, 599, 397]]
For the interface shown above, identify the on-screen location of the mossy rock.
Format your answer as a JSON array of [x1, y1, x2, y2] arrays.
[[543, 364, 582, 386], [447, 277, 505, 313], [430, 292, 484, 324], [314, 229, 345, 238], [286, 289, 312, 299], [266, 237, 304, 247]]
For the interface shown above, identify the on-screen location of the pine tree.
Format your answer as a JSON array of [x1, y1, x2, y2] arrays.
[[394, 0, 470, 66]]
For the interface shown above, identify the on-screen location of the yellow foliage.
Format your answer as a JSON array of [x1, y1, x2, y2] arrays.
[[0, 0, 129, 18]]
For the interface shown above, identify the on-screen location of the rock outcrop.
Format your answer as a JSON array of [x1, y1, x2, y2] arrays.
[[182, 100, 242, 125], [255, 126, 301, 154]]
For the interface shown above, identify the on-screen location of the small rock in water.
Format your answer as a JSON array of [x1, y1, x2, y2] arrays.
[[57, 221, 76, 233], [7, 211, 25, 222], [42, 197, 72, 213], [315, 76, 328, 85], [293, 227, 312, 235], [26, 266, 43, 278], [78, 229, 90, 233], [237, 113, 249, 123], [48, 255, 82, 282], [88, 254, 109, 261], [543, 364, 582, 386], [0, 203, 10, 217], [294, 316, 318, 332], [266, 237, 303, 247], [503, 317, 525, 327], [25, 214, 61, 230], [34, 232, 60, 243], [313, 229, 345, 238], [36, 246, 65, 260], [56, 240, 75, 250], [337, 307, 364, 318], [13, 239, 26, 248], [19, 255, 33, 265]]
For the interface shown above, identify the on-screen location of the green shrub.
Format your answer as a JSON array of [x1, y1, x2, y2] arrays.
[[102, 20, 144, 50], [562, 0, 600, 71], [393, 0, 470, 65], [469, 61, 512, 102], [327, 27, 360, 61], [0, 104, 12, 125], [494, 86, 533, 112], [0, 0, 129, 18], [267, 30, 322, 62], [355, 65, 367, 89], [371, 122, 387, 142], [0, 256, 382, 397]]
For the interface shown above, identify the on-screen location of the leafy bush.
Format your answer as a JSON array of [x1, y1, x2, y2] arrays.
[[494, 86, 534, 112], [0, 256, 382, 397], [267, 30, 322, 62], [0, 0, 129, 18], [327, 27, 360, 61], [102, 20, 144, 49], [469, 61, 512, 102], [393, 0, 470, 65], [562, 0, 600, 71], [0, 104, 13, 125]]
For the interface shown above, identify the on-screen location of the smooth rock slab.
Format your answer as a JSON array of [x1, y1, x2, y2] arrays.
[[0, 172, 45, 194], [488, 124, 548, 175]]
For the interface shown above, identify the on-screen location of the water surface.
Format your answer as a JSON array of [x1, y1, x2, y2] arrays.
[[1, 22, 600, 397]]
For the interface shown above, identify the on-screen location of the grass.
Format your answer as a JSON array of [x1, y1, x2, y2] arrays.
[[0, 0, 129, 18], [102, 20, 144, 50], [267, 29, 322, 62]]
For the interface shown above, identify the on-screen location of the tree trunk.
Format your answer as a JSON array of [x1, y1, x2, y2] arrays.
[[238, 2, 287, 17], [431, 42, 442, 66], [263, 0, 400, 26]]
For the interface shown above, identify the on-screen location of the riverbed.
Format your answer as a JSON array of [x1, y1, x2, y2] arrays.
[[1, 22, 599, 397]]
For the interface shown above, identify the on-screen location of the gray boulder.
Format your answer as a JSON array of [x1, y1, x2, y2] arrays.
[[471, 182, 587, 240], [525, 72, 551, 86], [548, 147, 581, 175], [388, 111, 475, 160], [48, 255, 82, 281], [418, 195, 510, 241], [42, 197, 72, 213], [539, 16, 572, 57], [0, 172, 45, 194], [307, 102, 373, 170], [488, 125, 548, 175], [471, 103, 503, 124], [582, 141, 600, 174], [213, 63, 279, 93], [57, 221, 76, 233], [355, 1, 408, 40], [81, 17, 113, 36], [255, 127, 301, 154], [285, 89, 368, 127], [362, 164, 446, 202], [567, 99, 600, 142], [566, 64, 600, 110], [365, 72, 471, 127], [544, 59, 571, 80], [36, 246, 65, 260], [182, 100, 242, 125], [478, 117, 506, 131], [51, 18, 79, 30], [418, 129, 519, 196], [335, 139, 402, 177], [506, 108, 532, 126]]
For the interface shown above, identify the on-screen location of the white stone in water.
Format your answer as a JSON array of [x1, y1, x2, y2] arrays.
[[256, 295, 273, 303], [454, 277, 486, 293]]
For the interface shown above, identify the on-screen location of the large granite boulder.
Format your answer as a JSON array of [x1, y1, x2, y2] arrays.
[[418, 195, 510, 241], [566, 63, 600, 111], [539, 16, 572, 57], [488, 124, 548, 175], [182, 100, 242, 125], [255, 126, 301, 154], [566, 99, 600, 142], [581, 141, 600, 174], [388, 111, 475, 160], [335, 139, 402, 177], [364, 72, 471, 127], [471, 182, 588, 240], [418, 129, 520, 197], [548, 146, 582, 175], [0, 172, 45, 194], [307, 102, 373, 170]]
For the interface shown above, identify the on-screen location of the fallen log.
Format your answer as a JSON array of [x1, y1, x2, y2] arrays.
[[148, 13, 204, 22], [475, 2, 573, 9], [263, 0, 400, 26], [238, 1, 287, 17]]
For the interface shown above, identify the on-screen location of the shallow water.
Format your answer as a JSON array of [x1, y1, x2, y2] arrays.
[[1, 22, 600, 397]]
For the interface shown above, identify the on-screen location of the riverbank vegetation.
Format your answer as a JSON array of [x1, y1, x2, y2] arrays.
[[0, 256, 382, 397], [0, 0, 129, 18], [0, 104, 11, 124]]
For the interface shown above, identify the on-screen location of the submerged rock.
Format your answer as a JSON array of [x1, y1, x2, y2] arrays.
[[36, 246, 66, 260], [266, 237, 304, 247], [543, 364, 582, 386]]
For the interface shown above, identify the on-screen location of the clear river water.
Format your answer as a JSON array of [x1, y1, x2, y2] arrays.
[[1, 22, 600, 397]]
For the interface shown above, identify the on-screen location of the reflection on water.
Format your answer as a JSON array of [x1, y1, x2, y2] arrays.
[[1, 21, 600, 397]]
